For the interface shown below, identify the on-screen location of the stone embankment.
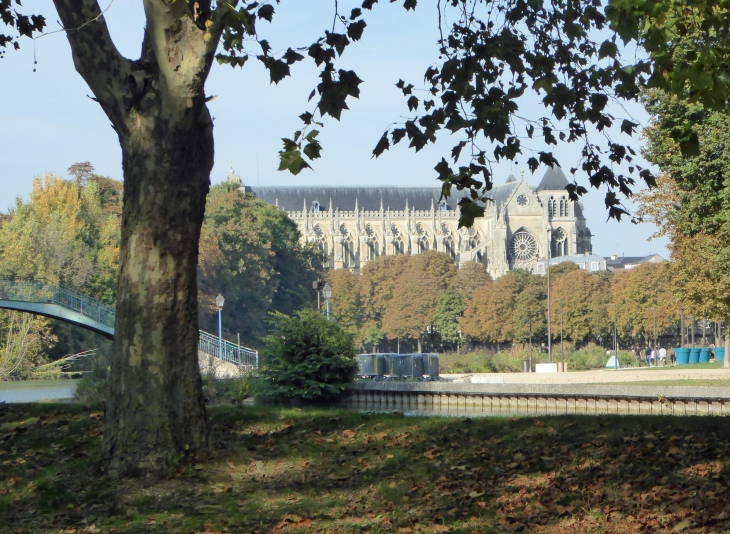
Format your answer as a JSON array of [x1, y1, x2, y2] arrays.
[[344, 369, 730, 416]]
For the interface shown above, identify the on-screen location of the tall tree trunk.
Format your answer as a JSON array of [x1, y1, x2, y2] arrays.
[[53, 0, 225, 474], [691, 313, 695, 347], [680, 311, 685, 348], [103, 115, 214, 473]]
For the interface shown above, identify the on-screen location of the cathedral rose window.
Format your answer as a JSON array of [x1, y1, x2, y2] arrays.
[[510, 230, 538, 261], [517, 194, 529, 207]]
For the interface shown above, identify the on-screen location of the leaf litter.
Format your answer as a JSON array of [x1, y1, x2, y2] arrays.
[[3, 403, 730, 532]]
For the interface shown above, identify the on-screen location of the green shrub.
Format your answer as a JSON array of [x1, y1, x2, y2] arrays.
[[73, 359, 108, 403], [257, 309, 358, 404], [214, 374, 258, 404]]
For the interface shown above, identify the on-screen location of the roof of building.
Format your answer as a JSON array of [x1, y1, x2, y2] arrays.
[[245, 167, 572, 212], [604, 255, 666, 269], [536, 254, 606, 265], [537, 166, 570, 191]]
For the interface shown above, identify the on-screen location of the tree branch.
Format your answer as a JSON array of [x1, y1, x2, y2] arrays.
[[52, 0, 132, 127], [143, 0, 224, 109]]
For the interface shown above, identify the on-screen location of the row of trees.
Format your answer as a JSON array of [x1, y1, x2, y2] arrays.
[[327, 251, 680, 352], [0, 167, 324, 372]]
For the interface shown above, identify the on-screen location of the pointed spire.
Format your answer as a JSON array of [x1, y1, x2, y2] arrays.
[[380, 197, 384, 212], [355, 198, 358, 212], [329, 198, 333, 212], [304, 199, 307, 212], [520, 170, 525, 182], [431, 198, 435, 211]]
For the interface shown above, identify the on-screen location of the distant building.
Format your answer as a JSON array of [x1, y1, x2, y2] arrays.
[[533, 254, 607, 275], [227, 166, 594, 279], [604, 254, 666, 272]]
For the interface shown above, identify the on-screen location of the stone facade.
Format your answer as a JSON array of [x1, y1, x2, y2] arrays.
[[232, 166, 593, 280]]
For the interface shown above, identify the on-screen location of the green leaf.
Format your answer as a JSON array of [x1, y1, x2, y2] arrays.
[[258, 4, 274, 22], [278, 142, 311, 175]]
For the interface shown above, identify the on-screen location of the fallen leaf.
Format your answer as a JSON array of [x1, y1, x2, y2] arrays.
[[343, 429, 356, 439], [424, 447, 442, 459], [674, 519, 692, 531], [533, 420, 545, 427]]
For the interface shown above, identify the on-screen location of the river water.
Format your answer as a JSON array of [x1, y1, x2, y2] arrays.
[[0, 380, 78, 403]]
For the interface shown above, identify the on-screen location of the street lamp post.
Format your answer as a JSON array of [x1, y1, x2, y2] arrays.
[[557, 298, 564, 372], [322, 283, 332, 321], [650, 307, 657, 352], [545, 225, 552, 363], [215, 293, 225, 362], [313, 279, 325, 309], [610, 303, 617, 370], [528, 315, 533, 373]]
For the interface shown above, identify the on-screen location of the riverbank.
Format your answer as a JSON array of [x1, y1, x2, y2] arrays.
[[444, 364, 730, 385]]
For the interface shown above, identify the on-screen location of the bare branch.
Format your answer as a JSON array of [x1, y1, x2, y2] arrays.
[[52, 0, 132, 127]]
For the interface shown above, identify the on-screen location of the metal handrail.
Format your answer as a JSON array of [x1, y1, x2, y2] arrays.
[[0, 279, 115, 328], [198, 330, 259, 368], [0, 279, 258, 369]]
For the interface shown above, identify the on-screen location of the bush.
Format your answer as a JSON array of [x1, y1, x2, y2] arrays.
[[73, 359, 108, 403], [257, 309, 358, 404]]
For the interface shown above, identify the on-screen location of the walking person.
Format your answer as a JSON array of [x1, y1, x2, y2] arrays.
[[645, 345, 651, 367], [634, 346, 641, 367], [659, 346, 667, 366]]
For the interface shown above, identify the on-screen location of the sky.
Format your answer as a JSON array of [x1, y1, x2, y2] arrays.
[[0, 0, 669, 258]]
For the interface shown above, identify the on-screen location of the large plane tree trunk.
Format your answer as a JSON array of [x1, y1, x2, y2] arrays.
[[53, 0, 225, 474]]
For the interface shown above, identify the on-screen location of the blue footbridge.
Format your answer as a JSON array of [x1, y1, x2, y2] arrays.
[[0, 279, 258, 373]]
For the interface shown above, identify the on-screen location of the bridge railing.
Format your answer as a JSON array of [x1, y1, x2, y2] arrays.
[[0, 279, 116, 329], [198, 330, 259, 369], [0, 279, 259, 370]]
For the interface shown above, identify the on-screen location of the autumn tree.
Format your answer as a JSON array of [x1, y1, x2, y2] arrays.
[[381, 270, 443, 352], [326, 268, 364, 339], [461, 272, 522, 344], [611, 263, 678, 345], [549, 269, 611, 345]]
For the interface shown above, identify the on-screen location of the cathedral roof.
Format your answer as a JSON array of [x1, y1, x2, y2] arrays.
[[247, 182, 527, 212], [246, 186, 452, 211], [536, 166, 570, 191]]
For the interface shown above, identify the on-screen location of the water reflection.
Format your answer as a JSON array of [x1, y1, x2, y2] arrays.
[[0, 380, 78, 403]]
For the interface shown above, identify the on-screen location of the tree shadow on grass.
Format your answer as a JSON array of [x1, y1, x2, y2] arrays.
[[2, 403, 730, 532]]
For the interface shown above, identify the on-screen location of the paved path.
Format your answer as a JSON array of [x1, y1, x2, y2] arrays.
[[445, 367, 730, 384]]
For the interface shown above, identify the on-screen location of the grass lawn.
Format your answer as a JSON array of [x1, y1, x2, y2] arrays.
[[3, 403, 730, 533]]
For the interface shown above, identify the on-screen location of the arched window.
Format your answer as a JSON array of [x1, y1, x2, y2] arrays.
[[548, 196, 557, 217], [365, 224, 379, 260], [552, 227, 567, 257], [313, 225, 328, 256], [416, 223, 429, 253], [444, 237, 456, 259], [438, 200, 448, 212], [391, 224, 405, 255], [342, 237, 355, 268], [475, 247, 488, 267], [559, 197, 568, 217], [393, 236, 405, 255], [312, 201, 321, 213]]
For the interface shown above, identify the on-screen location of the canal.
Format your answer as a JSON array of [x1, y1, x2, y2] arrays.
[[0, 380, 78, 403]]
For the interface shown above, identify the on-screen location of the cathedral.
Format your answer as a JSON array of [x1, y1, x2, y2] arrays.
[[234, 166, 594, 280]]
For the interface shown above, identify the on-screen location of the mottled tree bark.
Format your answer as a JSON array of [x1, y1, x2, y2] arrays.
[[53, 0, 225, 474]]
